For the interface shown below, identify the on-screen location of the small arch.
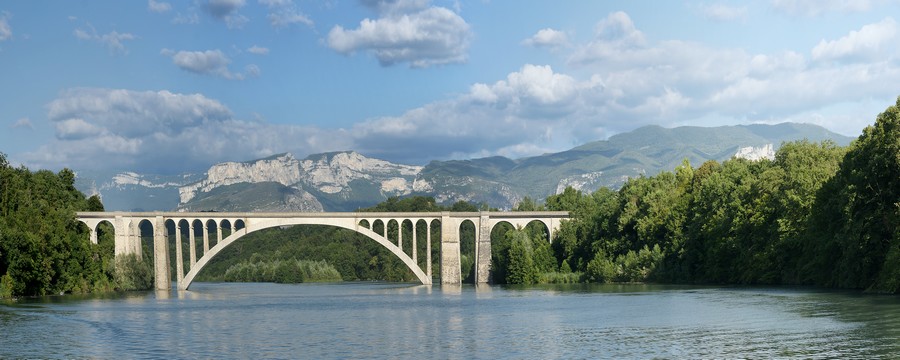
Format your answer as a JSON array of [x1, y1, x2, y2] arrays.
[[191, 219, 205, 258], [206, 219, 219, 248], [220, 219, 232, 239], [387, 219, 400, 246], [372, 219, 386, 238], [458, 219, 477, 284], [429, 219, 441, 280], [358, 219, 370, 229], [234, 219, 245, 231], [489, 221, 516, 284]]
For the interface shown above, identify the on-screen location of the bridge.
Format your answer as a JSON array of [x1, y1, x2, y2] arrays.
[[76, 211, 569, 290]]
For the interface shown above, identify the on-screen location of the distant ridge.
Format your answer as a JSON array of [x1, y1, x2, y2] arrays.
[[75, 122, 854, 211]]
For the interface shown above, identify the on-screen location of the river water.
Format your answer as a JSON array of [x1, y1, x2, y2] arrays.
[[2, 282, 899, 359]]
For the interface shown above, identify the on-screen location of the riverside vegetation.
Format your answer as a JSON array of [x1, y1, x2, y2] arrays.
[[0, 154, 153, 298], [2, 98, 898, 296]]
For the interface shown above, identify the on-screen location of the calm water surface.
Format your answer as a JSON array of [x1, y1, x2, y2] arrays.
[[2, 283, 899, 359]]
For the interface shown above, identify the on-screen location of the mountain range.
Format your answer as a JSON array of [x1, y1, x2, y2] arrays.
[[74, 123, 854, 212]]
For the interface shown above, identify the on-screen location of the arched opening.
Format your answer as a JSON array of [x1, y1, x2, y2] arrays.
[[459, 219, 477, 283], [138, 219, 155, 262], [524, 220, 551, 243], [191, 219, 205, 259], [206, 219, 219, 249], [358, 219, 370, 229], [400, 219, 414, 257], [371, 219, 385, 238], [387, 219, 400, 247], [175, 219, 192, 273], [490, 221, 515, 284], [84, 220, 117, 281], [234, 219, 245, 231], [429, 219, 441, 281], [220, 219, 233, 239]]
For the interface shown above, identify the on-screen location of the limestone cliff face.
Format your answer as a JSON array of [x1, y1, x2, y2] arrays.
[[177, 151, 427, 211], [298, 151, 423, 195], [179, 153, 301, 204]]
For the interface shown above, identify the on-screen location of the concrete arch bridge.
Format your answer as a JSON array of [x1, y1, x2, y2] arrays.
[[76, 211, 569, 291]]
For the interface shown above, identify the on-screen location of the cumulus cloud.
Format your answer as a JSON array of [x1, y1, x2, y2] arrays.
[[204, 0, 248, 28], [73, 24, 136, 54], [25, 88, 356, 173], [522, 28, 568, 48], [0, 12, 11, 41], [698, 3, 748, 21], [162, 49, 258, 80], [148, 0, 172, 13], [327, 1, 472, 68], [812, 17, 897, 62]]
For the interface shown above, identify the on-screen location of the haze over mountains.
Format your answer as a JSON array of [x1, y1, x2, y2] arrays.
[[74, 123, 854, 212]]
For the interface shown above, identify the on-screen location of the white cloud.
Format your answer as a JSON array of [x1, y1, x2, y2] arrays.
[[47, 88, 233, 137], [698, 3, 748, 21], [522, 28, 568, 48], [11, 117, 32, 130], [259, 0, 313, 28], [162, 49, 257, 80], [247, 45, 269, 55], [564, 11, 900, 136], [27, 88, 353, 173], [148, 0, 172, 13], [0, 12, 11, 41], [327, 3, 471, 68], [771, 0, 885, 16], [812, 17, 898, 62], [73, 24, 136, 54]]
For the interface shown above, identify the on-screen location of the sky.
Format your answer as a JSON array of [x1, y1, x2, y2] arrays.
[[1, 0, 900, 175]]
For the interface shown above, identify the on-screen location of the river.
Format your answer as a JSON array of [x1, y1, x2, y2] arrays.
[[2, 282, 899, 359]]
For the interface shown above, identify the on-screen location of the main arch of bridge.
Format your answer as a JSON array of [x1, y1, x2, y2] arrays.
[[76, 211, 569, 291]]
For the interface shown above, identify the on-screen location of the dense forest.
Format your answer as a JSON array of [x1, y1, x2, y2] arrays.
[[0, 154, 152, 298]]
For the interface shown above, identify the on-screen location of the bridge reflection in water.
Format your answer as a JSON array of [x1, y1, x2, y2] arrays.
[[76, 211, 569, 290]]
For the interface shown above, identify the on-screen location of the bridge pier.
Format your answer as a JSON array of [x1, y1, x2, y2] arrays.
[[440, 212, 461, 285], [476, 213, 492, 284], [153, 216, 171, 291]]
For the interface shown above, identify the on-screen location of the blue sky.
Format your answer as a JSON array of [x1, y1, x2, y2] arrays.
[[1, 0, 899, 174]]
